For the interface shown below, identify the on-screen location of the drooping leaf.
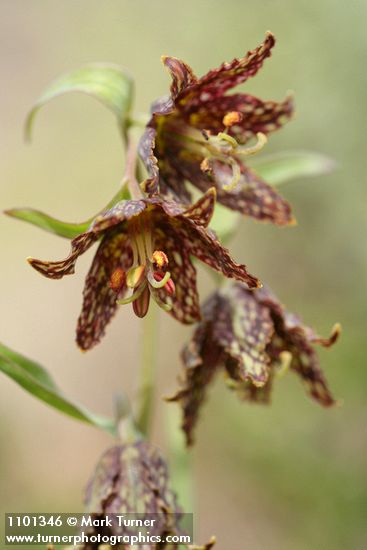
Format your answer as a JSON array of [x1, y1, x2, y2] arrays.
[[252, 151, 336, 186], [4, 209, 90, 239], [0, 343, 116, 435], [5, 184, 130, 239], [25, 63, 134, 140]]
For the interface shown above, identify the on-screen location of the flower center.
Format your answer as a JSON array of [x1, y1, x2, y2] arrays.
[[110, 213, 175, 318], [163, 111, 267, 191]]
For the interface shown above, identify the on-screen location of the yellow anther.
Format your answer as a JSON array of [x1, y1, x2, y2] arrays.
[[200, 158, 212, 173], [223, 111, 243, 128], [126, 265, 145, 289], [152, 250, 169, 269], [109, 268, 126, 293]]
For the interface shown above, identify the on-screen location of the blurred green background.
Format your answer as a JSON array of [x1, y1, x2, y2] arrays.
[[1, 1, 366, 549]]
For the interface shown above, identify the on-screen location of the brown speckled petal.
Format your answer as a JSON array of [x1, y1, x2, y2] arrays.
[[181, 187, 216, 227], [168, 315, 223, 445], [162, 55, 197, 99], [211, 163, 294, 225], [217, 284, 274, 385], [228, 368, 274, 404], [91, 199, 147, 232], [84, 442, 181, 536], [176, 221, 261, 288], [167, 155, 293, 225], [76, 231, 133, 351], [153, 228, 201, 324], [256, 286, 339, 406], [180, 93, 294, 144], [179, 32, 275, 104], [138, 127, 160, 195], [28, 231, 97, 279]]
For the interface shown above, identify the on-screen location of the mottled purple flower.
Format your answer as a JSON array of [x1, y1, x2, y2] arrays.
[[28, 190, 260, 350], [169, 283, 340, 445], [140, 33, 294, 225]]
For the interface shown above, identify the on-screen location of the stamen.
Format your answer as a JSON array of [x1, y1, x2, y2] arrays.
[[142, 215, 154, 260], [151, 290, 173, 312], [222, 157, 241, 191], [223, 111, 243, 128], [109, 268, 126, 293], [126, 265, 145, 289], [217, 132, 238, 148], [200, 158, 212, 174], [147, 270, 172, 289], [135, 231, 148, 266], [130, 238, 139, 266], [236, 132, 267, 157], [152, 250, 169, 270], [117, 283, 146, 305]]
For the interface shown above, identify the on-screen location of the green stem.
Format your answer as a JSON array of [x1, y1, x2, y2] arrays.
[[166, 408, 194, 513], [135, 305, 159, 436]]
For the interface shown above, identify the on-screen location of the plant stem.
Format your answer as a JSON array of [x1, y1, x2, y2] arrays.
[[135, 305, 159, 436], [124, 137, 144, 200], [166, 408, 194, 513]]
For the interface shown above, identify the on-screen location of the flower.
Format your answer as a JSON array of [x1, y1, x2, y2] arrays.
[[168, 283, 340, 445], [28, 189, 260, 350], [48, 440, 216, 549], [139, 32, 294, 225], [84, 441, 181, 540]]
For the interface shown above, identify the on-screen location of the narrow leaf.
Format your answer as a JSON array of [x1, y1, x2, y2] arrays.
[[0, 342, 57, 389], [4, 209, 90, 239], [252, 151, 336, 186], [0, 343, 116, 436], [25, 63, 134, 140], [5, 184, 130, 239]]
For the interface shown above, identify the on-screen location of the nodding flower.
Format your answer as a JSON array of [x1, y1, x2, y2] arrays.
[[27, 189, 261, 351], [139, 32, 295, 226], [169, 282, 340, 446]]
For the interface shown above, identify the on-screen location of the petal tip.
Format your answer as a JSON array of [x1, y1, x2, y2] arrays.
[[208, 186, 217, 200], [329, 322, 342, 344], [161, 54, 175, 67], [265, 31, 276, 46]]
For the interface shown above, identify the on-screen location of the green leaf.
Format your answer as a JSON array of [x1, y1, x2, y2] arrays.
[[25, 63, 134, 141], [0, 343, 116, 436], [4, 209, 90, 239], [252, 151, 336, 186], [5, 184, 130, 239]]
